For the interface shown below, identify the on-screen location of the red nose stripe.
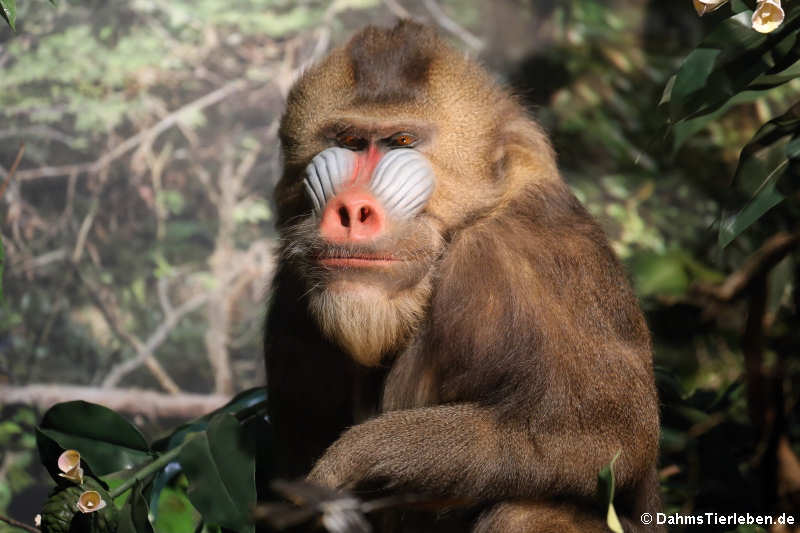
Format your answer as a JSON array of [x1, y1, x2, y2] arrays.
[[348, 145, 382, 187]]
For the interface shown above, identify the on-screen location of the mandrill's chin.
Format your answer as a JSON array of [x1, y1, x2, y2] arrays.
[[307, 279, 430, 366]]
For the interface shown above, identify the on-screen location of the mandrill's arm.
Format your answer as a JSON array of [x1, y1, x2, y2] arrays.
[[307, 387, 658, 502]]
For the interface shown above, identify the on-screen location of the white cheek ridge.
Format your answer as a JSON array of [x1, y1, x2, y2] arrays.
[[304, 180, 322, 213], [387, 177, 434, 217], [303, 147, 357, 214], [369, 149, 435, 219], [303, 147, 435, 218]]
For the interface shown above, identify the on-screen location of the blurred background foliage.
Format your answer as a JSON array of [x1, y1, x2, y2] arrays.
[[0, 0, 798, 531]]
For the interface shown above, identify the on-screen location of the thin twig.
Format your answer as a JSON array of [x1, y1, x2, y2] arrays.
[[0, 143, 25, 199], [11, 80, 250, 182], [102, 291, 209, 388], [0, 513, 40, 533], [383, 0, 413, 19], [422, 0, 484, 52], [75, 267, 184, 393], [693, 232, 800, 302]]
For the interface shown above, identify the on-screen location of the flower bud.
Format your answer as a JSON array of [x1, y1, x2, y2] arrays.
[[56, 450, 84, 485], [693, 0, 728, 16], [752, 0, 784, 33], [76, 490, 107, 514]]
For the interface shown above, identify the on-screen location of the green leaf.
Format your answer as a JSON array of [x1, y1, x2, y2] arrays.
[[668, 5, 800, 122], [597, 450, 623, 533], [153, 387, 266, 452], [750, 59, 800, 89], [732, 102, 800, 187], [117, 481, 155, 533], [37, 401, 151, 476], [669, 12, 765, 121], [631, 251, 691, 297], [671, 91, 765, 151], [153, 484, 202, 533], [670, 47, 724, 120], [716, 103, 800, 247], [719, 183, 785, 247], [0, 0, 16, 30], [148, 387, 266, 516], [178, 414, 256, 533]]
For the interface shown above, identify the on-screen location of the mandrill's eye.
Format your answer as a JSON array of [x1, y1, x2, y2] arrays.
[[388, 133, 418, 148], [337, 134, 368, 151]]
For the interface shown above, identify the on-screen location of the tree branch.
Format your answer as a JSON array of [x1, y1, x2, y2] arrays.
[[102, 290, 209, 389], [10, 79, 250, 182], [0, 513, 40, 533], [0, 384, 229, 418], [693, 232, 800, 302], [422, 0, 484, 52], [0, 143, 25, 199], [74, 268, 184, 393]]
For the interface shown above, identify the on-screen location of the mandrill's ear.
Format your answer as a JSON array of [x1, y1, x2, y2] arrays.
[[493, 105, 561, 195]]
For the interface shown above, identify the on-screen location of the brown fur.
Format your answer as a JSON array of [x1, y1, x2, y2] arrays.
[[265, 21, 663, 532]]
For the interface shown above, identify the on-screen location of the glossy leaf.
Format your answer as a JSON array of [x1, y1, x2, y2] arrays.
[[149, 387, 266, 516], [117, 481, 155, 533], [750, 59, 800, 89], [718, 102, 799, 246], [667, 4, 800, 123], [152, 387, 266, 452], [178, 414, 256, 533], [152, 485, 202, 533], [597, 451, 623, 533], [38, 401, 151, 476], [672, 90, 764, 150], [732, 102, 800, 187], [719, 183, 785, 247], [0, 0, 15, 30], [669, 12, 765, 121]]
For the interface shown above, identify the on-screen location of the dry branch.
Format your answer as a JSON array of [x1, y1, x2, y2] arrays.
[[0, 143, 24, 199], [0, 384, 229, 419], [75, 268, 184, 394], [10, 79, 250, 182], [0, 513, 40, 533], [693, 232, 800, 302]]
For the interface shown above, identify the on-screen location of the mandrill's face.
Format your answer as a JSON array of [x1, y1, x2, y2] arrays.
[[277, 119, 446, 366], [274, 24, 508, 366]]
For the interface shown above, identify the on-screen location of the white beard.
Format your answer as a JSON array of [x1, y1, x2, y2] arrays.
[[308, 281, 429, 366]]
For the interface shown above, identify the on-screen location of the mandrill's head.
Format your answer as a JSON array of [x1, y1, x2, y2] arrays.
[[274, 21, 555, 366]]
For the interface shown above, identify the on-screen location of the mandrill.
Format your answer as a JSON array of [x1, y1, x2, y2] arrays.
[[264, 20, 663, 533]]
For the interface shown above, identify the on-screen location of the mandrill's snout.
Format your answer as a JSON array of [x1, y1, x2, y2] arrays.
[[319, 189, 386, 243], [304, 147, 435, 243]]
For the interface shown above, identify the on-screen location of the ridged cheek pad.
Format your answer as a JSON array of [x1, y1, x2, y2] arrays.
[[303, 147, 436, 220]]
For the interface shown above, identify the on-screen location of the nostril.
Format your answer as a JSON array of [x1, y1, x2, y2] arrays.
[[338, 206, 350, 227], [359, 206, 370, 223]]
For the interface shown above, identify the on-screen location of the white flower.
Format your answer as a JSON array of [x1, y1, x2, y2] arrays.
[[76, 491, 107, 514], [752, 0, 784, 33], [693, 0, 729, 16], [56, 449, 84, 485]]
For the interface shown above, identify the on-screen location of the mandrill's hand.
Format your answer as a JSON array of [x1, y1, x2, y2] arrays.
[[306, 405, 500, 497], [306, 414, 409, 491]]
